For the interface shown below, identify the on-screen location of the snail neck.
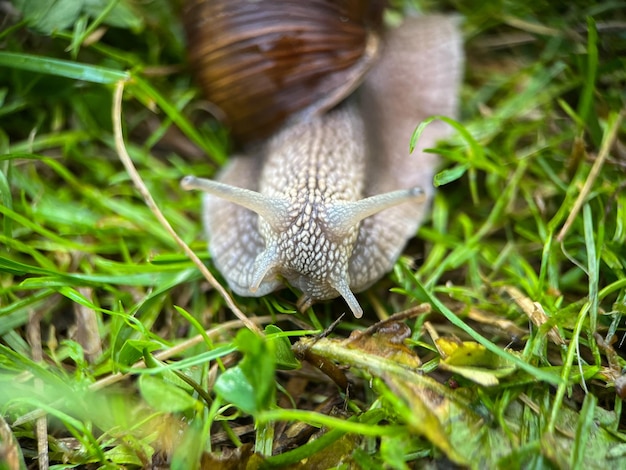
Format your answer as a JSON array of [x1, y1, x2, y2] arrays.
[[181, 174, 424, 318], [181, 104, 425, 318]]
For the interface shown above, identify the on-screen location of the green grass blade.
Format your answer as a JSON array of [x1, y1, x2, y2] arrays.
[[0, 52, 129, 84]]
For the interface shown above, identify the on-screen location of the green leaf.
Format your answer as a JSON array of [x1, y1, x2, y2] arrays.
[[13, 0, 143, 35], [434, 163, 469, 187], [83, 0, 144, 31], [214, 329, 276, 415], [215, 367, 258, 415], [117, 339, 161, 367], [138, 375, 200, 413], [14, 0, 84, 34], [265, 325, 300, 371]]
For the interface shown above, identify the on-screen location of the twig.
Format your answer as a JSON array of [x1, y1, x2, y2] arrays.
[[111, 80, 262, 335]]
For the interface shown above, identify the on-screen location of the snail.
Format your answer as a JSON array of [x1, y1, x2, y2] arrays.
[[181, 1, 464, 318]]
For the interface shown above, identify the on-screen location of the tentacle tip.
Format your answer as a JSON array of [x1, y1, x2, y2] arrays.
[[249, 276, 264, 295], [332, 278, 364, 319], [250, 247, 278, 294], [409, 186, 425, 198], [180, 175, 198, 191]]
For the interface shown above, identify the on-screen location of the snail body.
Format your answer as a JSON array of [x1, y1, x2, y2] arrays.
[[182, 12, 464, 318]]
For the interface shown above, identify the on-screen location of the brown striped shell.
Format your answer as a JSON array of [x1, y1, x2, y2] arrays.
[[183, 0, 384, 143]]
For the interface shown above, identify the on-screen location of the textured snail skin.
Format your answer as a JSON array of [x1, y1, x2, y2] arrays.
[[182, 15, 464, 317]]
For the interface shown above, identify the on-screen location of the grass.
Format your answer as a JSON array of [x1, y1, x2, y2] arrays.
[[1, 0, 625, 468]]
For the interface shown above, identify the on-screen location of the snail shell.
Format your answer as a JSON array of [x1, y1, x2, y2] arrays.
[[182, 14, 464, 318], [184, 0, 384, 143]]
